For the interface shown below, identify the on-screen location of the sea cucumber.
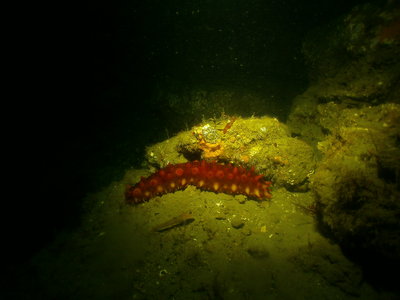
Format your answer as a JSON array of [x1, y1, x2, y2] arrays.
[[125, 160, 272, 204]]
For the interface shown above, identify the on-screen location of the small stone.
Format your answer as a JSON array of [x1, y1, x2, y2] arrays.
[[245, 235, 270, 259], [241, 228, 252, 236], [231, 217, 244, 229], [247, 245, 270, 259], [236, 195, 247, 204]]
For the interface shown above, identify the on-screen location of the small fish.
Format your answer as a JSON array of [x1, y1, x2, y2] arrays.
[[152, 212, 195, 232]]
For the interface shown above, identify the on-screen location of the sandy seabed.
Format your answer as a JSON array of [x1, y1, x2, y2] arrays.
[[19, 169, 397, 300]]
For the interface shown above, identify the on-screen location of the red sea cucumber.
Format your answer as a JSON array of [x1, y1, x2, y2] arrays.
[[125, 160, 272, 204]]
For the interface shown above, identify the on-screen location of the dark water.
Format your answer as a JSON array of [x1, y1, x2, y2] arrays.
[[7, 0, 379, 286]]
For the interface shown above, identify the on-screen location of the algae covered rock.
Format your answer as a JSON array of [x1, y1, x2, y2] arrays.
[[301, 3, 400, 100], [311, 103, 400, 263], [145, 116, 315, 190], [145, 131, 193, 168], [288, 3, 400, 145]]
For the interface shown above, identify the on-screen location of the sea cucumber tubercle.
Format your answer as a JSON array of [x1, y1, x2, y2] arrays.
[[125, 160, 272, 204]]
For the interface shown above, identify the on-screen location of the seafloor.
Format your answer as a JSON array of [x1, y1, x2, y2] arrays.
[[20, 170, 395, 299]]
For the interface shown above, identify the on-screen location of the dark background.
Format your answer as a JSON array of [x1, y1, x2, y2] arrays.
[[7, 0, 376, 267]]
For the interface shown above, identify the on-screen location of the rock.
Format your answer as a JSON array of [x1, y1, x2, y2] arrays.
[[231, 216, 244, 229], [311, 103, 400, 268], [245, 235, 270, 259], [247, 245, 270, 259]]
